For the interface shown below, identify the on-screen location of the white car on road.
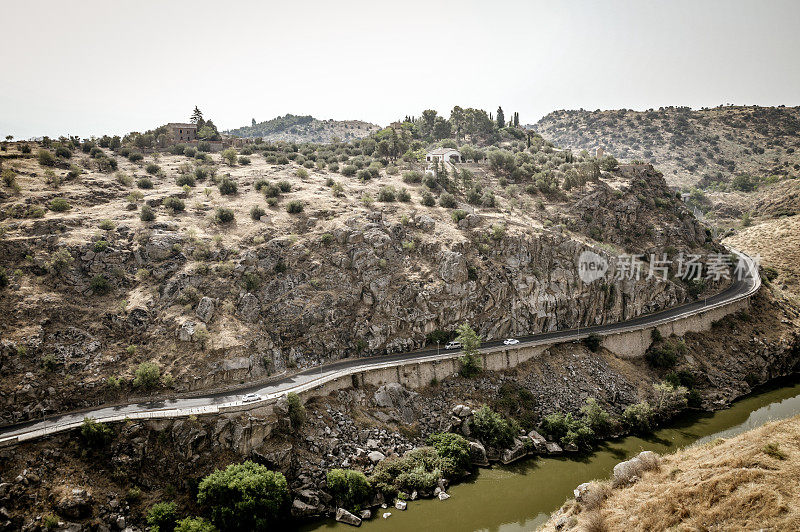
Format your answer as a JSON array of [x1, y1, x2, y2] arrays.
[[241, 393, 262, 403], [503, 338, 520, 345], [444, 341, 462, 350]]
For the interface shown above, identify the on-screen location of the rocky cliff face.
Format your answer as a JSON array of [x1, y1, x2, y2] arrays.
[[0, 159, 713, 423]]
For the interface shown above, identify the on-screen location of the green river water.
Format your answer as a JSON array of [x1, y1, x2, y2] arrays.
[[303, 377, 800, 532]]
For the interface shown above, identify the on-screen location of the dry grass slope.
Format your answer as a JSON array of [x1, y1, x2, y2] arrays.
[[540, 414, 800, 531]]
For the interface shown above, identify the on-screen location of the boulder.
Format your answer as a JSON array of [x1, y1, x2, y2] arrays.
[[501, 438, 528, 464], [467, 440, 489, 466], [452, 404, 472, 418], [237, 293, 261, 323], [394, 500, 407, 511], [195, 297, 215, 322], [56, 488, 93, 519], [573, 482, 592, 502], [292, 498, 318, 518], [527, 430, 548, 453], [545, 442, 563, 454], [373, 383, 417, 423], [359, 509, 371, 520], [438, 492, 451, 501], [368, 451, 386, 464], [612, 451, 660, 487], [177, 321, 195, 342], [335, 508, 362, 527]]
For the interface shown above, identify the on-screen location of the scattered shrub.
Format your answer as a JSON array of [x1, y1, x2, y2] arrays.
[[439, 192, 457, 208], [93, 240, 110, 253], [90, 274, 110, 294], [137, 177, 153, 189], [238, 156, 251, 165], [398, 188, 411, 202], [174, 517, 216, 532], [81, 417, 113, 447], [421, 191, 435, 206], [286, 200, 304, 214], [451, 209, 467, 223], [145, 163, 161, 175], [277, 180, 292, 192], [133, 362, 161, 389], [49, 198, 70, 212], [176, 174, 196, 187], [140, 204, 155, 221], [218, 177, 238, 195], [163, 196, 185, 213], [377, 186, 396, 202], [622, 401, 655, 433], [296, 168, 309, 179], [250, 206, 266, 220], [54, 146, 72, 158], [37, 149, 56, 166], [215, 207, 235, 224]]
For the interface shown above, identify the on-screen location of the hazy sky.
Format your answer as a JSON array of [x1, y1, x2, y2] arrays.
[[3, 0, 799, 138]]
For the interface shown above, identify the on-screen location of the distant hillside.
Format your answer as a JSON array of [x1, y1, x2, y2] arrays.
[[533, 106, 800, 189], [224, 113, 380, 143]]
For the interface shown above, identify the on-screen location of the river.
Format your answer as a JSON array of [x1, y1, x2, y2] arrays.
[[303, 377, 800, 532]]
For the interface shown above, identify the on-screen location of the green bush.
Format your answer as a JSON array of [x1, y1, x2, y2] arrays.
[[398, 188, 411, 202], [93, 240, 110, 253], [286, 200, 304, 214], [402, 170, 422, 184], [370, 447, 443, 498], [421, 191, 435, 206], [184, 147, 197, 158], [90, 274, 110, 294], [163, 197, 185, 213], [221, 148, 238, 166], [540, 411, 595, 448], [472, 405, 517, 449], [177, 174, 196, 187], [287, 392, 305, 427], [137, 177, 153, 189], [140, 205, 156, 221], [377, 186, 396, 202], [175, 517, 216, 532], [197, 461, 288, 530], [218, 177, 238, 195], [128, 152, 144, 162], [0, 268, 8, 289], [250, 206, 266, 220], [580, 398, 611, 436], [46, 249, 74, 275], [427, 432, 472, 477], [645, 338, 684, 368], [81, 417, 113, 447], [238, 156, 251, 165], [439, 192, 457, 208], [37, 149, 56, 166], [133, 361, 161, 389], [49, 198, 71, 212], [146, 163, 161, 175], [277, 180, 292, 192], [342, 165, 357, 177], [147, 501, 178, 532], [622, 401, 655, 433], [451, 209, 467, 223], [296, 168, 309, 179], [55, 146, 72, 159], [215, 207, 235, 224], [326, 469, 372, 511]]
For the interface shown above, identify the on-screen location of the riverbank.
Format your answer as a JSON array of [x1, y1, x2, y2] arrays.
[[541, 397, 800, 531], [308, 376, 800, 531]]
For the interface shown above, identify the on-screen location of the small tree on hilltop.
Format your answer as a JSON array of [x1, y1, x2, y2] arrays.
[[496, 106, 505, 129]]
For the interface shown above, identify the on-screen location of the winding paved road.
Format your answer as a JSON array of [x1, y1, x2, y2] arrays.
[[0, 251, 760, 444]]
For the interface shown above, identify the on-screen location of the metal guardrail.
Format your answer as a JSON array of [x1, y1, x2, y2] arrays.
[[0, 250, 759, 445]]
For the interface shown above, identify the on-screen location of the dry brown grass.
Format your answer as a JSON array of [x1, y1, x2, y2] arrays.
[[540, 414, 800, 531], [724, 215, 800, 297]]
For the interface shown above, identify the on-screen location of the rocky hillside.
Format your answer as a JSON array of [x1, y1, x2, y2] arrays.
[[533, 106, 800, 189], [224, 114, 380, 143], [0, 132, 719, 427]]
